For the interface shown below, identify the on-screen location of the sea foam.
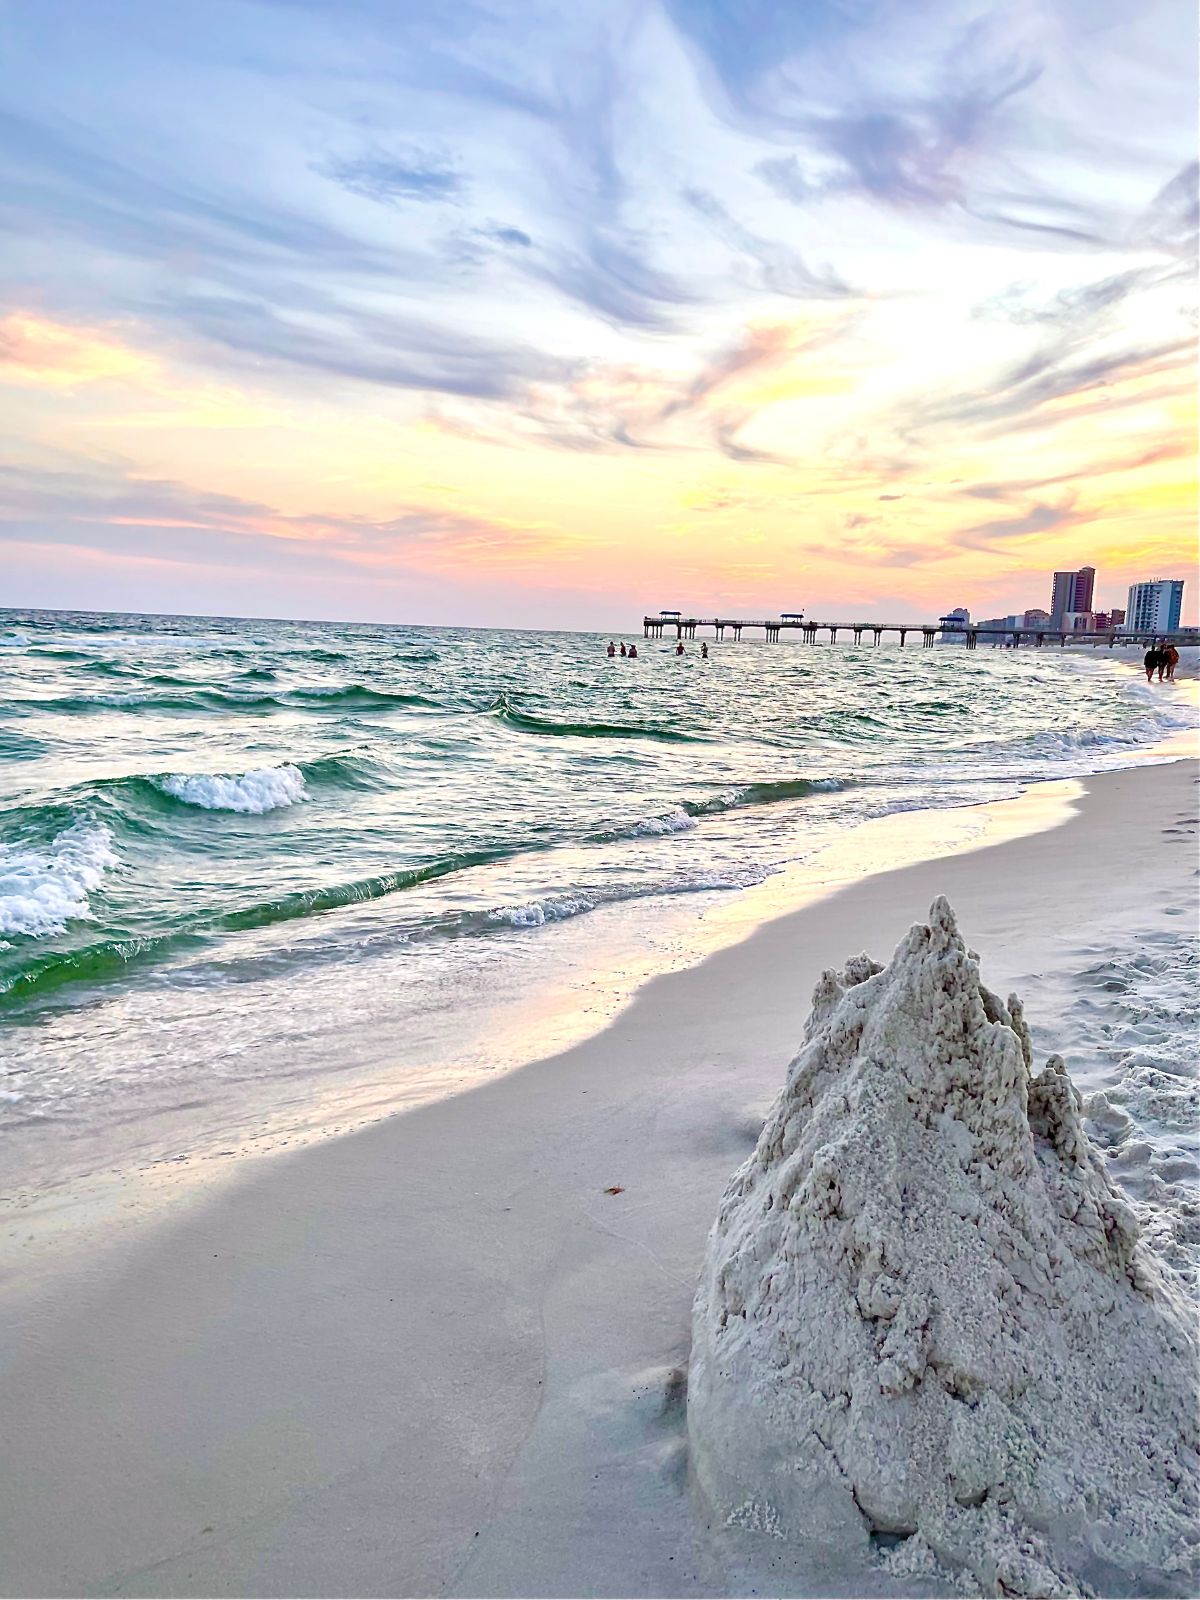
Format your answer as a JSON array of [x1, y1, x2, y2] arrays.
[[156, 764, 306, 814], [488, 893, 596, 928], [0, 819, 117, 939], [625, 808, 696, 837]]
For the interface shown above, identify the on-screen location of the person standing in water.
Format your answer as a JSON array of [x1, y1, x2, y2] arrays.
[[675, 641, 685, 656], [607, 640, 616, 658], [619, 643, 627, 657], [1144, 646, 1160, 682], [628, 643, 638, 659], [1164, 644, 1180, 680]]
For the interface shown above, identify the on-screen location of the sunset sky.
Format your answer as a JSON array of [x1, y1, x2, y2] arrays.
[[1, 0, 1196, 628]]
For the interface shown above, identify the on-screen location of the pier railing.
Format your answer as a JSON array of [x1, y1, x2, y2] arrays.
[[642, 616, 1198, 650]]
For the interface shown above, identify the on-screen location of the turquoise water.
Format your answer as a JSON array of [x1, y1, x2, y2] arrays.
[[1, 607, 1191, 1182]]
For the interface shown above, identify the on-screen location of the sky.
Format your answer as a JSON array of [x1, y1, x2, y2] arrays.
[[1, 0, 1196, 629]]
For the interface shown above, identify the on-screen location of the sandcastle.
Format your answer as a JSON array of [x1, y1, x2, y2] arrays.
[[689, 898, 1198, 1597]]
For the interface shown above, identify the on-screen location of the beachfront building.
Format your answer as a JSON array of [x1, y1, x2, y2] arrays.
[[1124, 580, 1184, 633], [1062, 611, 1097, 632], [1093, 609, 1124, 631], [1023, 608, 1051, 627], [1050, 567, 1095, 625], [937, 607, 970, 642]]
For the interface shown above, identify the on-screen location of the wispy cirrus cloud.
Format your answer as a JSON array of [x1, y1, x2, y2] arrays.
[[906, 336, 1195, 440], [319, 149, 465, 205], [953, 496, 1086, 553], [758, 54, 1039, 212], [681, 186, 855, 299]]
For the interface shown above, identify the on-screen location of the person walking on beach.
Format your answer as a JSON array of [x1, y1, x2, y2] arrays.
[[1164, 644, 1180, 681], [1144, 646, 1160, 682]]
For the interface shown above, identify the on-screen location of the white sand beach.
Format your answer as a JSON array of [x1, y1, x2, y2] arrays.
[[1, 757, 1197, 1599]]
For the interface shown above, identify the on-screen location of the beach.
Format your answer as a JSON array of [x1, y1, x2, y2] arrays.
[[4, 613, 1196, 1223], [2, 753, 1195, 1599], [4, 0, 1197, 1587]]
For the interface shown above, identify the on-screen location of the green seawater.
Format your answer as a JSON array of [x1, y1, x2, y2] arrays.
[[1, 606, 1191, 1182]]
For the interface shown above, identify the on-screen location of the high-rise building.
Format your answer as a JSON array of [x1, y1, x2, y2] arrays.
[[937, 607, 970, 643], [1124, 580, 1184, 633], [1050, 567, 1095, 624]]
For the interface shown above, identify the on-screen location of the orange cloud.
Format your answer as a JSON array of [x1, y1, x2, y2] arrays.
[[0, 311, 275, 433], [0, 313, 158, 389]]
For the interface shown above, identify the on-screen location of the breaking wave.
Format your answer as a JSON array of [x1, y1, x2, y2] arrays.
[[683, 776, 845, 815], [218, 851, 505, 931], [154, 764, 307, 814], [486, 863, 769, 929], [0, 819, 117, 940]]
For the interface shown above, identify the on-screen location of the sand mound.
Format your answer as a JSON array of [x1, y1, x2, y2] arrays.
[[688, 898, 1198, 1597]]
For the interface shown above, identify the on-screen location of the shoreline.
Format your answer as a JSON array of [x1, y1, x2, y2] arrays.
[[2, 755, 1196, 1598], [0, 768, 1137, 1303], [3, 680, 1196, 1302], [11, 662, 1200, 1299]]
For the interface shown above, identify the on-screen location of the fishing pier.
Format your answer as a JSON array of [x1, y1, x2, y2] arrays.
[[642, 614, 1197, 650]]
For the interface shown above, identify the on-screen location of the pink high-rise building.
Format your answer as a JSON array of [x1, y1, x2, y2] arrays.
[[1050, 567, 1095, 624]]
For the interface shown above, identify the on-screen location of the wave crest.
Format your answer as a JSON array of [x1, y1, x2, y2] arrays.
[[683, 776, 844, 816], [0, 819, 117, 939], [156, 765, 306, 814]]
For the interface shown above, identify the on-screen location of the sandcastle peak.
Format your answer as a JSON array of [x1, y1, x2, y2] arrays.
[[689, 898, 1198, 1598]]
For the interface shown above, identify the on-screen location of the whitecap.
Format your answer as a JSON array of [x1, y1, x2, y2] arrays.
[[488, 894, 596, 928], [156, 764, 306, 814], [625, 808, 696, 837], [0, 819, 117, 938]]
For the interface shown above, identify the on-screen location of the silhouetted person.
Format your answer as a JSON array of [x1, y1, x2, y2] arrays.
[[628, 643, 638, 659], [1144, 646, 1160, 682], [675, 641, 685, 656], [607, 640, 616, 658], [620, 643, 627, 657], [701, 641, 709, 658], [1165, 644, 1180, 681]]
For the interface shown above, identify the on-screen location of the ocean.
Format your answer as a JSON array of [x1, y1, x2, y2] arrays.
[[1, 607, 1194, 1205]]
